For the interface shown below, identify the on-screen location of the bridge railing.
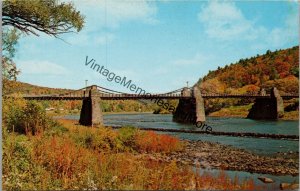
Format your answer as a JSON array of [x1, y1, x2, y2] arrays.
[[6, 84, 299, 100]]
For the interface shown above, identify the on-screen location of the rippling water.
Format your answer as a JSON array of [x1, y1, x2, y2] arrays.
[[63, 113, 299, 155], [61, 113, 299, 187]]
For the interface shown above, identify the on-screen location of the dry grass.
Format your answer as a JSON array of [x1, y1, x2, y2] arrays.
[[3, 118, 264, 190]]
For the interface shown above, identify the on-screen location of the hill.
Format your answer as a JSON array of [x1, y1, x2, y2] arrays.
[[198, 46, 299, 94], [196, 46, 299, 118], [2, 79, 159, 114], [3, 79, 72, 95]]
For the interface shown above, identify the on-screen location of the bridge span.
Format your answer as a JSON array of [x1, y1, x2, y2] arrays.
[[6, 85, 299, 126]]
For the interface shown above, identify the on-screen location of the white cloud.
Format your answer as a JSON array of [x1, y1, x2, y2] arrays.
[[18, 60, 70, 75], [70, 0, 158, 28], [64, 0, 158, 46], [198, 1, 256, 41], [265, 7, 299, 47], [105, 0, 158, 27], [198, 1, 298, 48], [67, 32, 115, 46]]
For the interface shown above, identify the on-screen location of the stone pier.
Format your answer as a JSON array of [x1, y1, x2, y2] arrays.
[[79, 85, 103, 126], [173, 86, 206, 123], [247, 87, 284, 120]]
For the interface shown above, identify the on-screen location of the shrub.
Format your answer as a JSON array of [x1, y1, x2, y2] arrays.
[[3, 98, 53, 135], [44, 122, 69, 137], [3, 97, 26, 132], [116, 126, 138, 151], [69, 126, 119, 152], [135, 131, 183, 153], [3, 133, 48, 190], [32, 136, 96, 189]]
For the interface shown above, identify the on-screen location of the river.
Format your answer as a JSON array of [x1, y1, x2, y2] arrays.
[[61, 113, 299, 188]]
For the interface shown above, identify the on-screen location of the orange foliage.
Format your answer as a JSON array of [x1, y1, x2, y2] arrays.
[[33, 136, 94, 187], [4, 118, 267, 190], [135, 131, 183, 153], [201, 46, 299, 93]]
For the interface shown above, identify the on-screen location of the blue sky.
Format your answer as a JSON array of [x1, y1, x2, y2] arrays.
[[15, 0, 298, 93]]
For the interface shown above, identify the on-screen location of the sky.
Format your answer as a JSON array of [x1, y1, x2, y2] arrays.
[[15, 0, 299, 93]]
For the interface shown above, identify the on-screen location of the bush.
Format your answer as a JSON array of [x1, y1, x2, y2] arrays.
[[3, 98, 53, 135], [44, 122, 69, 137], [3, 97, 26, 132], [135, 131, 183, 153], [3, 133, 48, 190], [70, 126, 119, 152], [116, 126, 138, 151]]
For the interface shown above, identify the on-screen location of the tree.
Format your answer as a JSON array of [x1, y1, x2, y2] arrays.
[[270, 67, 279, 80], [266, 50, 271, 55], [2, 0, 85, 81], [2, 28, 20, 58], [3, 0, 85, 37], [2, 28, 21, 80], [290, 66, 299, 77]]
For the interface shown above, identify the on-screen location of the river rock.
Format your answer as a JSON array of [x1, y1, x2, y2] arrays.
[[258, 176, 274, 183]]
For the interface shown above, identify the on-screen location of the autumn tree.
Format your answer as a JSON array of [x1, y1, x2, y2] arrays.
[[2, 0, 85, 80]]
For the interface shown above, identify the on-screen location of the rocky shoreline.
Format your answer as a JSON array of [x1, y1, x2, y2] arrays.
[[138, 140, 299, 176], [111, 126, 299, 140]]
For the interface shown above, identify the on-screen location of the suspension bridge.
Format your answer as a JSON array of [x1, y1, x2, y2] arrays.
[[18, 85, 298, 100], [6, 85, 299, 126]]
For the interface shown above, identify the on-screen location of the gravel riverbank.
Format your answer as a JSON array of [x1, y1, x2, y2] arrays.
[[138, 140, 299, 176]]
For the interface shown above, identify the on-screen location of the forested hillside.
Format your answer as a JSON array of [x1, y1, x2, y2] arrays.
[[3, 79, 72, 95], [198, 46, 299, 94], [2, 79, 160, 113], [197, 46, 299, 118]]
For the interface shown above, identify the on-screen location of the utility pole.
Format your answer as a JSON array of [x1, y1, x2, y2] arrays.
[[85, 80, 88, 90]]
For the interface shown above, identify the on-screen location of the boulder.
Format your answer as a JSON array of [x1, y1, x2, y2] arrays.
[[258, 176, 274, 183]]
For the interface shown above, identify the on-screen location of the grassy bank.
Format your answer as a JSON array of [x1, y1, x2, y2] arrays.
[[2, 98, 264, 190], [209, 104, 253, 118], [209, 104, 299, 120], [3, 119, 264, 190]]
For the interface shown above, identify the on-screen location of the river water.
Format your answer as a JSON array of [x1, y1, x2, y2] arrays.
[[64, 113, 298, 155], [62, 113, 299, 188]]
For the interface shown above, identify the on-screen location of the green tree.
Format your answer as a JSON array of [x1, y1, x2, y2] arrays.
[[2, 0, 85, 80], [270, 67, 279, 80], [290, 66, 299, 77], [2, 28, 21, 81], [3, 0, 84, 37]]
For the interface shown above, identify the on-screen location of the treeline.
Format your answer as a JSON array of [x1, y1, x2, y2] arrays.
[[199, 46, 299, 94], [3, 79, 72, 95], [197, 46, 299, 114], [3, 80, 169, 113]]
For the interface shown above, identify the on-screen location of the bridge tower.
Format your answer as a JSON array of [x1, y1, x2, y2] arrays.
[[79, 85, 103, 126], [247, 87, 284, 120], [173, 86, 206, 123]]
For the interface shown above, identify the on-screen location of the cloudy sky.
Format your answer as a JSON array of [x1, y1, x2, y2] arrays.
[[15, 0, 298, 93]]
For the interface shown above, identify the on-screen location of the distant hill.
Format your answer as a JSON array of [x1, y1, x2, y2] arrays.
[[198, 46, 299, 94], [2, 79, 160, 113], [3, 79, 72, 95]]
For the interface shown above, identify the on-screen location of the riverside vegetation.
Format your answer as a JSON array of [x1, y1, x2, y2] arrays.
[[4, 47, 299, 118], [3, 97, 265, 190], [2, 46, 299, 189]]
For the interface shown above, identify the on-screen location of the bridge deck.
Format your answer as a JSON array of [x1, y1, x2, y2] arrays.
[[11, 94, 299, 100]]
